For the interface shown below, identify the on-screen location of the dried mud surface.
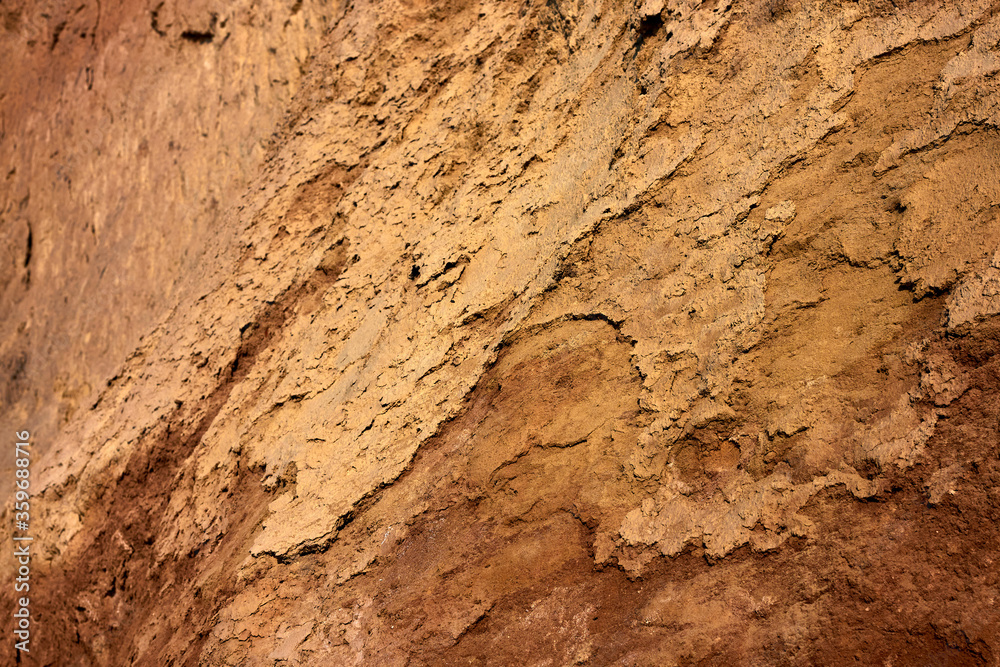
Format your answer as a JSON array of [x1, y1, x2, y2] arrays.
[[2, 0, 1000, 665]]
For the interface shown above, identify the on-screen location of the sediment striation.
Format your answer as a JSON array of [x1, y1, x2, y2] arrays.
[[2, 0, 1000, 664]]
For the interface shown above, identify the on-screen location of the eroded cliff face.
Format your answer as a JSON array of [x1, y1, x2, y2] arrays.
[[2, 0, 1000, 664]]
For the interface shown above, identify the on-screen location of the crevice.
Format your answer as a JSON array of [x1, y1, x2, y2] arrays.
[[50, 20, 66, 50], [150, 3, 165, 36], [23, 222, 31, 268], [414, 254, 469, 289], [180, 29, 215, 44], [180, 13, 217, 44]]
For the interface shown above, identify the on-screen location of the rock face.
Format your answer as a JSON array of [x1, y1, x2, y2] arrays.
[[2, 0, 1000, 664]]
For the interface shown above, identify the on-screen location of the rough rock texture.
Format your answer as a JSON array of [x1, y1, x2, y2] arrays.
[[2, 0, 1000, 664]]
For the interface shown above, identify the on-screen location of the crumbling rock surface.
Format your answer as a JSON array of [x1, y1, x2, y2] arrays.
[[2, 0, 1000, 664]]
